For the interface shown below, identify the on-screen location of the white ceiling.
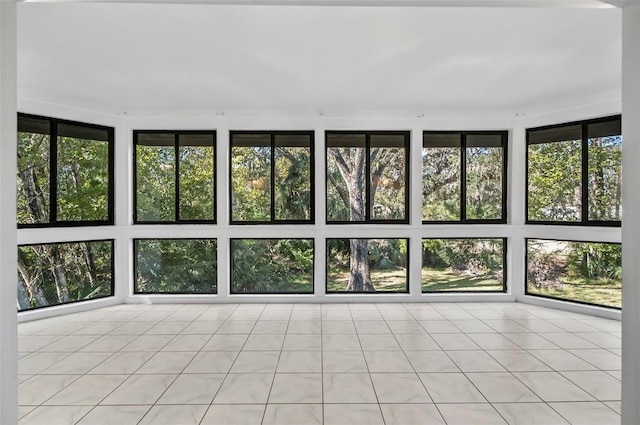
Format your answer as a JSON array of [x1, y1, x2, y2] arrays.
[[17, 2, 622, 116]]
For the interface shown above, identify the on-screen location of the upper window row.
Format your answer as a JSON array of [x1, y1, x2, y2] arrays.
[[17, 114, 114, 227], [136, 130, 507, 224], [527, 115, 622, 225]]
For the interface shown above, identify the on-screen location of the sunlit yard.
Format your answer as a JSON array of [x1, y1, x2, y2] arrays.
[[422, 269, 503, 292], [527, 277, 621, 308], [327, 269, 407, 292]]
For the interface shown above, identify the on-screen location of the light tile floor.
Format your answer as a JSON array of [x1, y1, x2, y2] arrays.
[[17, 302, 621, 425]]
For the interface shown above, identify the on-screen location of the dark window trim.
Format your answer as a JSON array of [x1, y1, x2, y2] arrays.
[[525, 115, 622, 227], [421, 237, 507, 293], [133, 238, 218, 295], [524, 237, 622, 310], [422, 130, 508, 224], [229, 237, 315, 295], [229, 131, 315, 225], [325, 130, 411, 225], [17, 113, 115, 228], [17, 238, 115, 312], [133, 130, 217, 224], [325, 237, 410, 294]]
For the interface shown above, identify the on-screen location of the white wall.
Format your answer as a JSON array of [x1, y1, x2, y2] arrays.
[[622, 5, 640, 424], [0, 1, 18, 423]]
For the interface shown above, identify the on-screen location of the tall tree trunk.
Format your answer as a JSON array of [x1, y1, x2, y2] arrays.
[[347, 239, 374, 291], [17, 250, 47, 308], [46, 246, 70, 303]]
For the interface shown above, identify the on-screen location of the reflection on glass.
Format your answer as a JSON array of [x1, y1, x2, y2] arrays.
[[231, 239, 313, 294], [527, 239, 621, 308], [327, 238, 408, 293], [135, 239, 217, 294], [422, 238, 504, 292]]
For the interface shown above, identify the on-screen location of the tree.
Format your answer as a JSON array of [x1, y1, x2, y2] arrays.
[[327, 145, 405, 291]]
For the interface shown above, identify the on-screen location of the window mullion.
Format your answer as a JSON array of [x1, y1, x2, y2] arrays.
[[270, 134, 276, 222], [50, 120, 58, 224], [365, 133, 371, 222], [460, 133, 467, 222], [581, 122, 589, 224], [174, 133, 180, 222]]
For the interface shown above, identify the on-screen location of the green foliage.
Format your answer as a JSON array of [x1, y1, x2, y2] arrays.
[[57, 137, 109, 221], [421, 238, 504, 292], [528, 140, 582, 221], [135, 239, 217, 294], [17, 241, 113, 311], [275, 147, 312, 220], [326, 239, 408, 292], [17, 131, 50, 224], [326, 146, 406, 221], [422, 147, 460, 220], [466, 147, 503, 219], [136, 145, 176, 221], [588, 136, 622, 221], [371, 148, 406, 220], [527, 240, 621, 308], [178, 146, 215, 220], [231, 239, 313, 293], [231, 146, 271, 221]]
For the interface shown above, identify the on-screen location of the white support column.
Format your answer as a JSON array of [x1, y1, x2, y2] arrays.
[[622, 4, 640, 425], [313, 127, 327, 298], [115, 120, 131, 302], [216, 125, 230, 299], [409, 126, 424, 298], [509, 122, 527, 299], [0, 0, 18, 423]]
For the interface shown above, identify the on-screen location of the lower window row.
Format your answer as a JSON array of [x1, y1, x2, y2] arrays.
[[16, 238, 621, 311]]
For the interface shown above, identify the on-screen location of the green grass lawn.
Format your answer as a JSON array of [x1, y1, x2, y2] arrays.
[[421, 269, 503, 292], [527, 278, 621, 308], [327, 269, 407, 292], [232, 273, 313, 294]]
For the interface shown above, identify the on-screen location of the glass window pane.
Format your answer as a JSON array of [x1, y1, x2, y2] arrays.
[[57, 136, 110, 221], [371, 146, 406, 220], [17, 240, 113, 311], [588, 126, 622, 222], [526, 239, 621, 308], [275, 145, 311, 220], [327, 146, 366, 222], [466, 146, 503, 220], [231, 239, 313, 294], [178, 134, 215, 221], [135, 239, 217, 294], [422, 238, 504, 292], [136, 136, 176, 222], [422, 146, 460, 221], [231, 145, 271, 222], [326, 238, 408, 293], [17, 118, 50, 225], [527, 129, 582, 222]]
